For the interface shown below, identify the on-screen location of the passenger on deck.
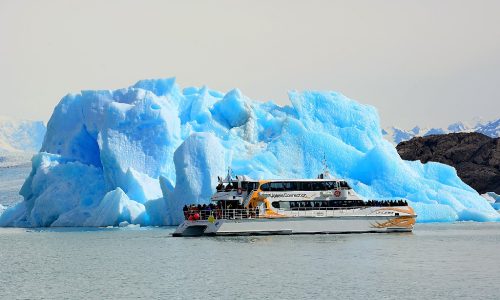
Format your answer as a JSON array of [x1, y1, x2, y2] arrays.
[[248, 204, 254, 217]]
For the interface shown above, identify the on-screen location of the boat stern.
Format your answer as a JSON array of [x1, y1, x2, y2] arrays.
[[173, 220, 221, 237], [369, 206, 417, 232]]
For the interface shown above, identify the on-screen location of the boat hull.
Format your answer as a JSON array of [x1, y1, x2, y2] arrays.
[[173, 214, 416, 237]]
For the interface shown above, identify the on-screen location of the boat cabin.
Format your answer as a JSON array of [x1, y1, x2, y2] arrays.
[[181, 172, 408, 221]]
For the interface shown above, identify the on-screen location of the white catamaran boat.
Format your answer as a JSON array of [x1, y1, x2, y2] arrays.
[[173, 171, 416, 237]]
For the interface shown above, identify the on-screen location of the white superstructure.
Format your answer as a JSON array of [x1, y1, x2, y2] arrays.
[[173, 172, 416, 237]]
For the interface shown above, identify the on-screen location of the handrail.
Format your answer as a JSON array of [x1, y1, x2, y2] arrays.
[[183, 205, 408, 221], [184, 208, 261, 221]]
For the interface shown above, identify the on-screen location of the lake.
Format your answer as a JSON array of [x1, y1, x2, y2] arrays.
[[1, 165, 499, 299], [0, 164, 30, 208], [0, 223, 499, 299]]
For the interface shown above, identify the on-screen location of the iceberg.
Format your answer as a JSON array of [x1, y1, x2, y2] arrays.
[[1, 78, 498, 227]]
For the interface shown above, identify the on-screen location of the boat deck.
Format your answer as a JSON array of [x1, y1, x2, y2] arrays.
[[183, 204, 409, 221]]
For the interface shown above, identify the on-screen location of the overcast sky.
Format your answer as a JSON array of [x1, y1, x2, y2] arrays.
[[0, 0, 499, 128]]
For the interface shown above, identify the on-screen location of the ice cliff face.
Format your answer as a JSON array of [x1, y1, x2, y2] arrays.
[[0, 78, 498, 227], [0, 117, 46, 153]]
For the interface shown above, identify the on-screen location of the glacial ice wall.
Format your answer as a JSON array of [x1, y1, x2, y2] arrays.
[[0, 117, 47, 167], [1, 78, 498, 227], [0, 117, 46, 153]]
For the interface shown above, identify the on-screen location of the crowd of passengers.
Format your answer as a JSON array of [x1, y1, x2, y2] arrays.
[[216, 183, 244, 192], [183, 203, 260, 220], [275, 199, 407, 210], [364, 200, 408, 207]]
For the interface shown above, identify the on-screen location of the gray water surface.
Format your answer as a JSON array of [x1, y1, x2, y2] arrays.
[[0, 164, 30, 208], [1, 223, 499, 300], [1, 166, 499, 299]]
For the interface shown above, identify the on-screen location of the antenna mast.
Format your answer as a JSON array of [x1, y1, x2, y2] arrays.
[[225, 166, 233, 182], [321, 152, 331, 178]]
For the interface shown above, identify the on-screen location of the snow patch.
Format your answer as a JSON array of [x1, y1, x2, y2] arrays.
[[383, 118, 500, 144]]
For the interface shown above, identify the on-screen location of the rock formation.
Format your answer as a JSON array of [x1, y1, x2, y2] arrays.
[[397, 132, 500, 194]]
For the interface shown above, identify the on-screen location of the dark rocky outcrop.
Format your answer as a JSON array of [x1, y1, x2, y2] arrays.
[[397, 132, 500, 194]]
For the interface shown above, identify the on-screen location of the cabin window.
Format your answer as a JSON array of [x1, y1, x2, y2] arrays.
[[271, 201, 280, 208], [312, 201, 328, 207], [279, 201, 290, 209], [282, 182, 293, 191], [324, 181, 337, 190], [315, 182, 328, 191], [270, 182, 285, 191], [301, 182, 313, 191], [247, 182, 257, 191], [339, 181, 350, 189], [294, 182, 304, 191], [277, 200, 365, 209], [260, 181, 346, 192]]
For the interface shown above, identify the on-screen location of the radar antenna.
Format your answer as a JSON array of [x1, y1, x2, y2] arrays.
[[320, 153, 331, 179], [224, 167, 233, 182]]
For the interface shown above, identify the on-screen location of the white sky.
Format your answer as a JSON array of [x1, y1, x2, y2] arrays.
[[0, 0, 499, 128]]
